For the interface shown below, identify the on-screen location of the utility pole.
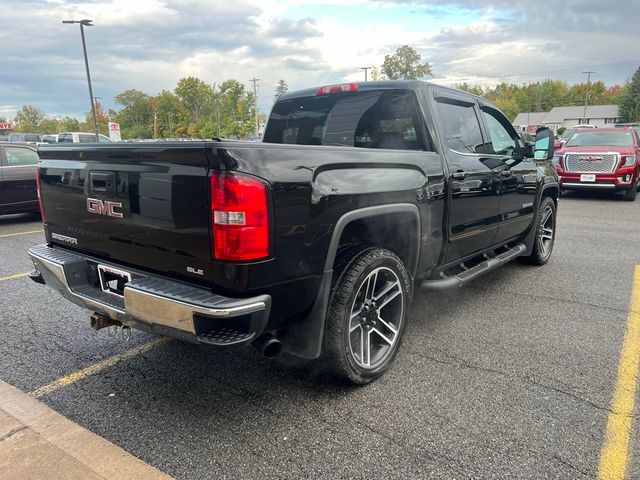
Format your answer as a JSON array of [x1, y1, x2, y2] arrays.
[[62, 19, 99, 141], [360, 66, 373, 82], [153, 112, 158, 139], [168, 112, 172, 138], [250, 77, 260, 137], [582, 71, 595, 124]]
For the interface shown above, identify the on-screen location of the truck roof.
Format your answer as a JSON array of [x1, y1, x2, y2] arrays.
[[277, 80, 493, 108], [277, 80, 463, 102]]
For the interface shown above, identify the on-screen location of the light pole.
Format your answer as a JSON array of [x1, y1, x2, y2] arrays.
[[582, 71, 595, 124], [63, 19, 99, 141], [93, 96, 102, 134]]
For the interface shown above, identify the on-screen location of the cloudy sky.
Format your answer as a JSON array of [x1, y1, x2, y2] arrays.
[[1, 0, 638, 120]]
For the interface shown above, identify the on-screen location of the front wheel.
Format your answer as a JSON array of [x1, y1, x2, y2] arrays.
[[325, 248, 411, 385], [519, 196, 556, 265], [622, 185, 637, 201]]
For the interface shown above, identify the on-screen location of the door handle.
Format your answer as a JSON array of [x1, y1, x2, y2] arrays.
[[500, 170, 512, 177], [451, 171, 468, 179], [90, 171, 117, 195]]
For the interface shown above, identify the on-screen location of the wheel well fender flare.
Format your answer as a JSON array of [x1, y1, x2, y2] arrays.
[[323, 203, 421, 277], [280, 203, 421, 359]]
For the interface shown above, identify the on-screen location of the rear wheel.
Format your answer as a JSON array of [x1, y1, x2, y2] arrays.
[[519, 196, 556, 265], [325, 248, 411, 385]]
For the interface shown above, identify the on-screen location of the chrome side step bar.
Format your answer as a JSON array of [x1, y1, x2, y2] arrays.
[[420, 243, 526, 291]]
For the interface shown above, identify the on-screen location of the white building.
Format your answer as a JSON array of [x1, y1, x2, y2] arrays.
[[512, 105, 619, 133], [542, 105, 619, 131], [512, 112, 548, 133]]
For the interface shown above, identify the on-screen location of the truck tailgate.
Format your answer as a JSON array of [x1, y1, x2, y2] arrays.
[[38, 143, 214, 284]]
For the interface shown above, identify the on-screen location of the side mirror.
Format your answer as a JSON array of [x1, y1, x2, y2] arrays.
[[534, 127, 554, 160]]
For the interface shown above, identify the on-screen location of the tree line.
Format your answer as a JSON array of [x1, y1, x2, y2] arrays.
[[3, 76, 263, 140], [3, 47, 639, 137], [456, 80, 629, 121], [112, 77, 259, 139]]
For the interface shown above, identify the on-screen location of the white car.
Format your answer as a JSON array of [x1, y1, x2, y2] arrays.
[[57, 132, 112, 143]]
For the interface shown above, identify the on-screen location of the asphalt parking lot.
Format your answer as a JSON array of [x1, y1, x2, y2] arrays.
[[1, 191, 639, 479]]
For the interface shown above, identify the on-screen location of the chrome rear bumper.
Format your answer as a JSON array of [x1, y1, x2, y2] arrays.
[[28, 244, 271, 345]]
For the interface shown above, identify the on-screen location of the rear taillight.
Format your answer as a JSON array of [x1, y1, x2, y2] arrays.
[[210, 172, 270, 261], [316, 83, 358, 96], [35, 165, 46, 223]]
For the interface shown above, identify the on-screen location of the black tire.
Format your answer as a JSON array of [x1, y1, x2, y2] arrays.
[[325, 248, 411, 385], [622, 185, 637, 201], [519, 196, 556, 266]]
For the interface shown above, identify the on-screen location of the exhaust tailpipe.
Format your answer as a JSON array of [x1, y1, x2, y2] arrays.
[[253, 334, 282, 358]]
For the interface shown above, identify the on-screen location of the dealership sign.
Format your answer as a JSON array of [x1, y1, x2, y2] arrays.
[[108, 122, 121, 142], [0, 122, 14, 130]]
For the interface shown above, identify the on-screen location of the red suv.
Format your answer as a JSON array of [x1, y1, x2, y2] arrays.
[[554, 127, 640, 201]]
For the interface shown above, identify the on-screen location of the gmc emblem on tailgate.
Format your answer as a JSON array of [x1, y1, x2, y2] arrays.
[[86, 198, 124, 218]]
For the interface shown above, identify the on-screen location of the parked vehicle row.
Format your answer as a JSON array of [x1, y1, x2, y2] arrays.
[[5, 132, 112, 145]]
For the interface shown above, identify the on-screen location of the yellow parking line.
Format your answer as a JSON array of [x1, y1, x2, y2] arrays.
[[0, 272, 29, 282], [30, 337, 170, 399], [0, 229, 43, 238], [597, 265, 640, 480]]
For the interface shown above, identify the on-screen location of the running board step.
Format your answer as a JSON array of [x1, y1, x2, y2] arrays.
[[420, 243, 527, 291], [197, 328, 256, 347]]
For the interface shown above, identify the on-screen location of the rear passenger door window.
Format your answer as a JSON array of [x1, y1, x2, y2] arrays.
[[5, 147, 39, 166], [435, 99, 485, 154]]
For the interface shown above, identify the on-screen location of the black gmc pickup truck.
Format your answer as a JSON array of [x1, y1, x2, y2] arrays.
[[29, 81, 558, 384]]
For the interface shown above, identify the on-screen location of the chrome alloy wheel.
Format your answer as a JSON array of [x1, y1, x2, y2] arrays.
[[538, 203, 555, 259], [348, 266, 404, 369]]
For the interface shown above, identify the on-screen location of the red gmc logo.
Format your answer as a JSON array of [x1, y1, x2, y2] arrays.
[[86, 198, 124, 218], [580, 156, 603, 162]]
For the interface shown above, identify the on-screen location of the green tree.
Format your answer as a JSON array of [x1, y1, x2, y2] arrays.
[[456, 83, 484, 96], [381, 45, 432, 80], [619, 66, 640, 122], [80, 101, 109, 135], [60, 117, 81, 131], [370, 66, 386, 81], [40, 118, 60, 133], [156, 89, 183, 137], [274, 79, 288, 100], [174, 76, 214, 129], [14, 105, 46, 132], [202, 79, 255, 138], [114, 89, 153, 138]]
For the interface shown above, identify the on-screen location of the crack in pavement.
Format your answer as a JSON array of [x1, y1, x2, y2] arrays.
[[468, 285, 628, 316], [411, 347, 622, 416], [552, 453, 591, 477], [0, 425, 27, 442]]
